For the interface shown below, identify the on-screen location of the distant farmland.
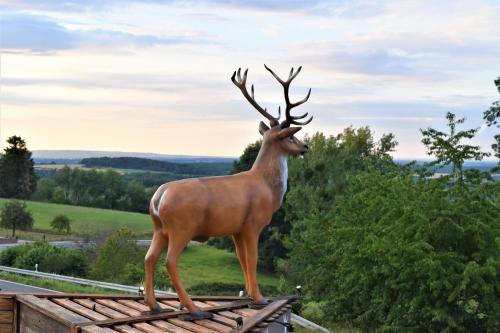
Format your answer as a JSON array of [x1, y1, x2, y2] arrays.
[[0, 199, 151, 238]]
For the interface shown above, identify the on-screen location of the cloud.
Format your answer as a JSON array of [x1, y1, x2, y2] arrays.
[[0, 13, 211, 53], [0, 14, 75, 51]]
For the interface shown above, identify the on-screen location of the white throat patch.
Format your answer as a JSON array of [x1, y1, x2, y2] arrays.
[[279, 155, 288, 204]]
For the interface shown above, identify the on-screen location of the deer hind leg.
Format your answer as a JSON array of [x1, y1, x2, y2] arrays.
[[243, 231, 266, 304], [144, 231, 168, 311], [166, 237, 198, 313], [233, 233, 249, 295]]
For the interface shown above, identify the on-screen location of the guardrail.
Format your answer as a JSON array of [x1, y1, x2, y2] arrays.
[[0, 265, 330, 332], [0, 265, 172, 295]]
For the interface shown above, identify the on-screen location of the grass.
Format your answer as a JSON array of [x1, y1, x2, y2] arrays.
[[0, 271, 121, 294], [177, 245, 278, 288], [0, 198, 152, 239]]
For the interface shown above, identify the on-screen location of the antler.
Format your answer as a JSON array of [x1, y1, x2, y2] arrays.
[[264, 64, 312, 128], [231, 68, 280, 127]]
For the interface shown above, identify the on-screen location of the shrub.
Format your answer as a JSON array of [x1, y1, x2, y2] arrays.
[[0, 242, 89, 277], [91, 227, 144, 283], [50, 214, 71, 233]]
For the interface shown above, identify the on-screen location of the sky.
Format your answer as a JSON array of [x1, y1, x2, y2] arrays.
[[0, 0, 499, 159]]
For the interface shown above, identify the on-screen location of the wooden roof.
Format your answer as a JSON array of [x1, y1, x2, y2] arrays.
[[1, 293, 297, 333]]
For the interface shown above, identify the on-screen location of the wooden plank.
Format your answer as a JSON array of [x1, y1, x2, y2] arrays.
[[194, 319, 232, 333], [231, 308, 259, 317], [19, 302, 76, 333], [215, 311, 241, 320], [16, 295, 89, 326], [133, 322, 171, 333], [230, 300, 288, 333], [52, 298, 108, 321], [138, 299, 174, 312], [81, 325, 120, 333], [161, 300, 182, 309], [192, 301, 236, 327], [77, 300, 253, 328], [168, 319, 218, 333], [0, 312, 12, 324], [74, 299, 128, 319], [0, 324, 12, 333], [114, 325, 146, 333], [95, 300, 141, 316], [0, 299, 13, 311], [117, 300, 150, 312], [78, 298, 168, 333], [150, 320, 193, 333]]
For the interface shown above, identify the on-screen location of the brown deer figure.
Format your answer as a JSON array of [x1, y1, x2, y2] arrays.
[[144, 65, 312, 319]]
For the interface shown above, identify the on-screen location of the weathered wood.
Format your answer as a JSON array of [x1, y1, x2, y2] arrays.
[[168, 318, 218, 333], [0, 312, 12, 324], [74, 299, 128, 319], [52, 298, 108, 321], [150, 320, 193, 333], [229, 300, 288, 333], [0, 323, 13, 333], [116, 300, 150, 312], [192, 303, 236, 327], [0, 300, 13, 311], [232, 308, 259, 317], [114, 325, 145, 333], [194, 319, 232, 333], [19, 302, 74, 333], [16, 295, 89, 326], [80, 298, 174, 333], [76, 300, 252, 329], [81, 325, 119, 333]]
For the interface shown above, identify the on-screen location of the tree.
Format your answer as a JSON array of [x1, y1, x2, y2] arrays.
[[0, 136, 37, 198], [483, 77, 500, 170], [50, 215, 71, 234], [0, 200, 34, 237], [91, 227, 143, 283], [421, 112, 490, 184]]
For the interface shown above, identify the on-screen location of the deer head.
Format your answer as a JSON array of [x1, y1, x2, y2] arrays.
[[231, 65, 312, 156]]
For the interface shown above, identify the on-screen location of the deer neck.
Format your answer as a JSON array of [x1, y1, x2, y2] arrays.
[[251, 143, 288, 207]]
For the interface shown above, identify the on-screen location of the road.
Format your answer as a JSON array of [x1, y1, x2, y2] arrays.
[[0, 239, 153, 251], [0, 278, 57, 293]]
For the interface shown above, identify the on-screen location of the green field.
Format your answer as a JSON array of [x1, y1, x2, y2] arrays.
[[0, 198, 152, 238]]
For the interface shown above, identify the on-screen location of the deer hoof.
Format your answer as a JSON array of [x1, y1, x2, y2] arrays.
[[249, 298, 270, 309], [180, 309, 214, 321]]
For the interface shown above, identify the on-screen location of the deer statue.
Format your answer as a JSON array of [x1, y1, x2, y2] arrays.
[[144, 64, 312, 319]]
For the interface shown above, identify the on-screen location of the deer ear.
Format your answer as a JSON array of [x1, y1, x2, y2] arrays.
[[259, 121, 270, 135], [278, 126, 302, 139]]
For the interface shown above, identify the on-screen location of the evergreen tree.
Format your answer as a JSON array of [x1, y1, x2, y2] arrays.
[[0, 136, 37, 198]]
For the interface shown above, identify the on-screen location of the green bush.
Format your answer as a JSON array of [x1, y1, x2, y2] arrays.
[[0, 242, 89, 277], [50, 214, 71, 233], [91, 227, 144, 283]]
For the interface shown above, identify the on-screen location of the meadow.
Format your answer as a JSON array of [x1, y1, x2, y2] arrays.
[[0, 198, 152, 239]]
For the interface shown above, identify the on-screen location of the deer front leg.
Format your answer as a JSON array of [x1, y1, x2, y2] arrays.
[[243, 231, 266, 304], [144, 231, 167, 312], [233, 233, 249, 295]]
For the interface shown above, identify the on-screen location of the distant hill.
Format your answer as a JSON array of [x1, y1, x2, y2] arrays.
[[395, 159, 498, 173], [32, 150, 236, 164], [80, 156, 232, 176]]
